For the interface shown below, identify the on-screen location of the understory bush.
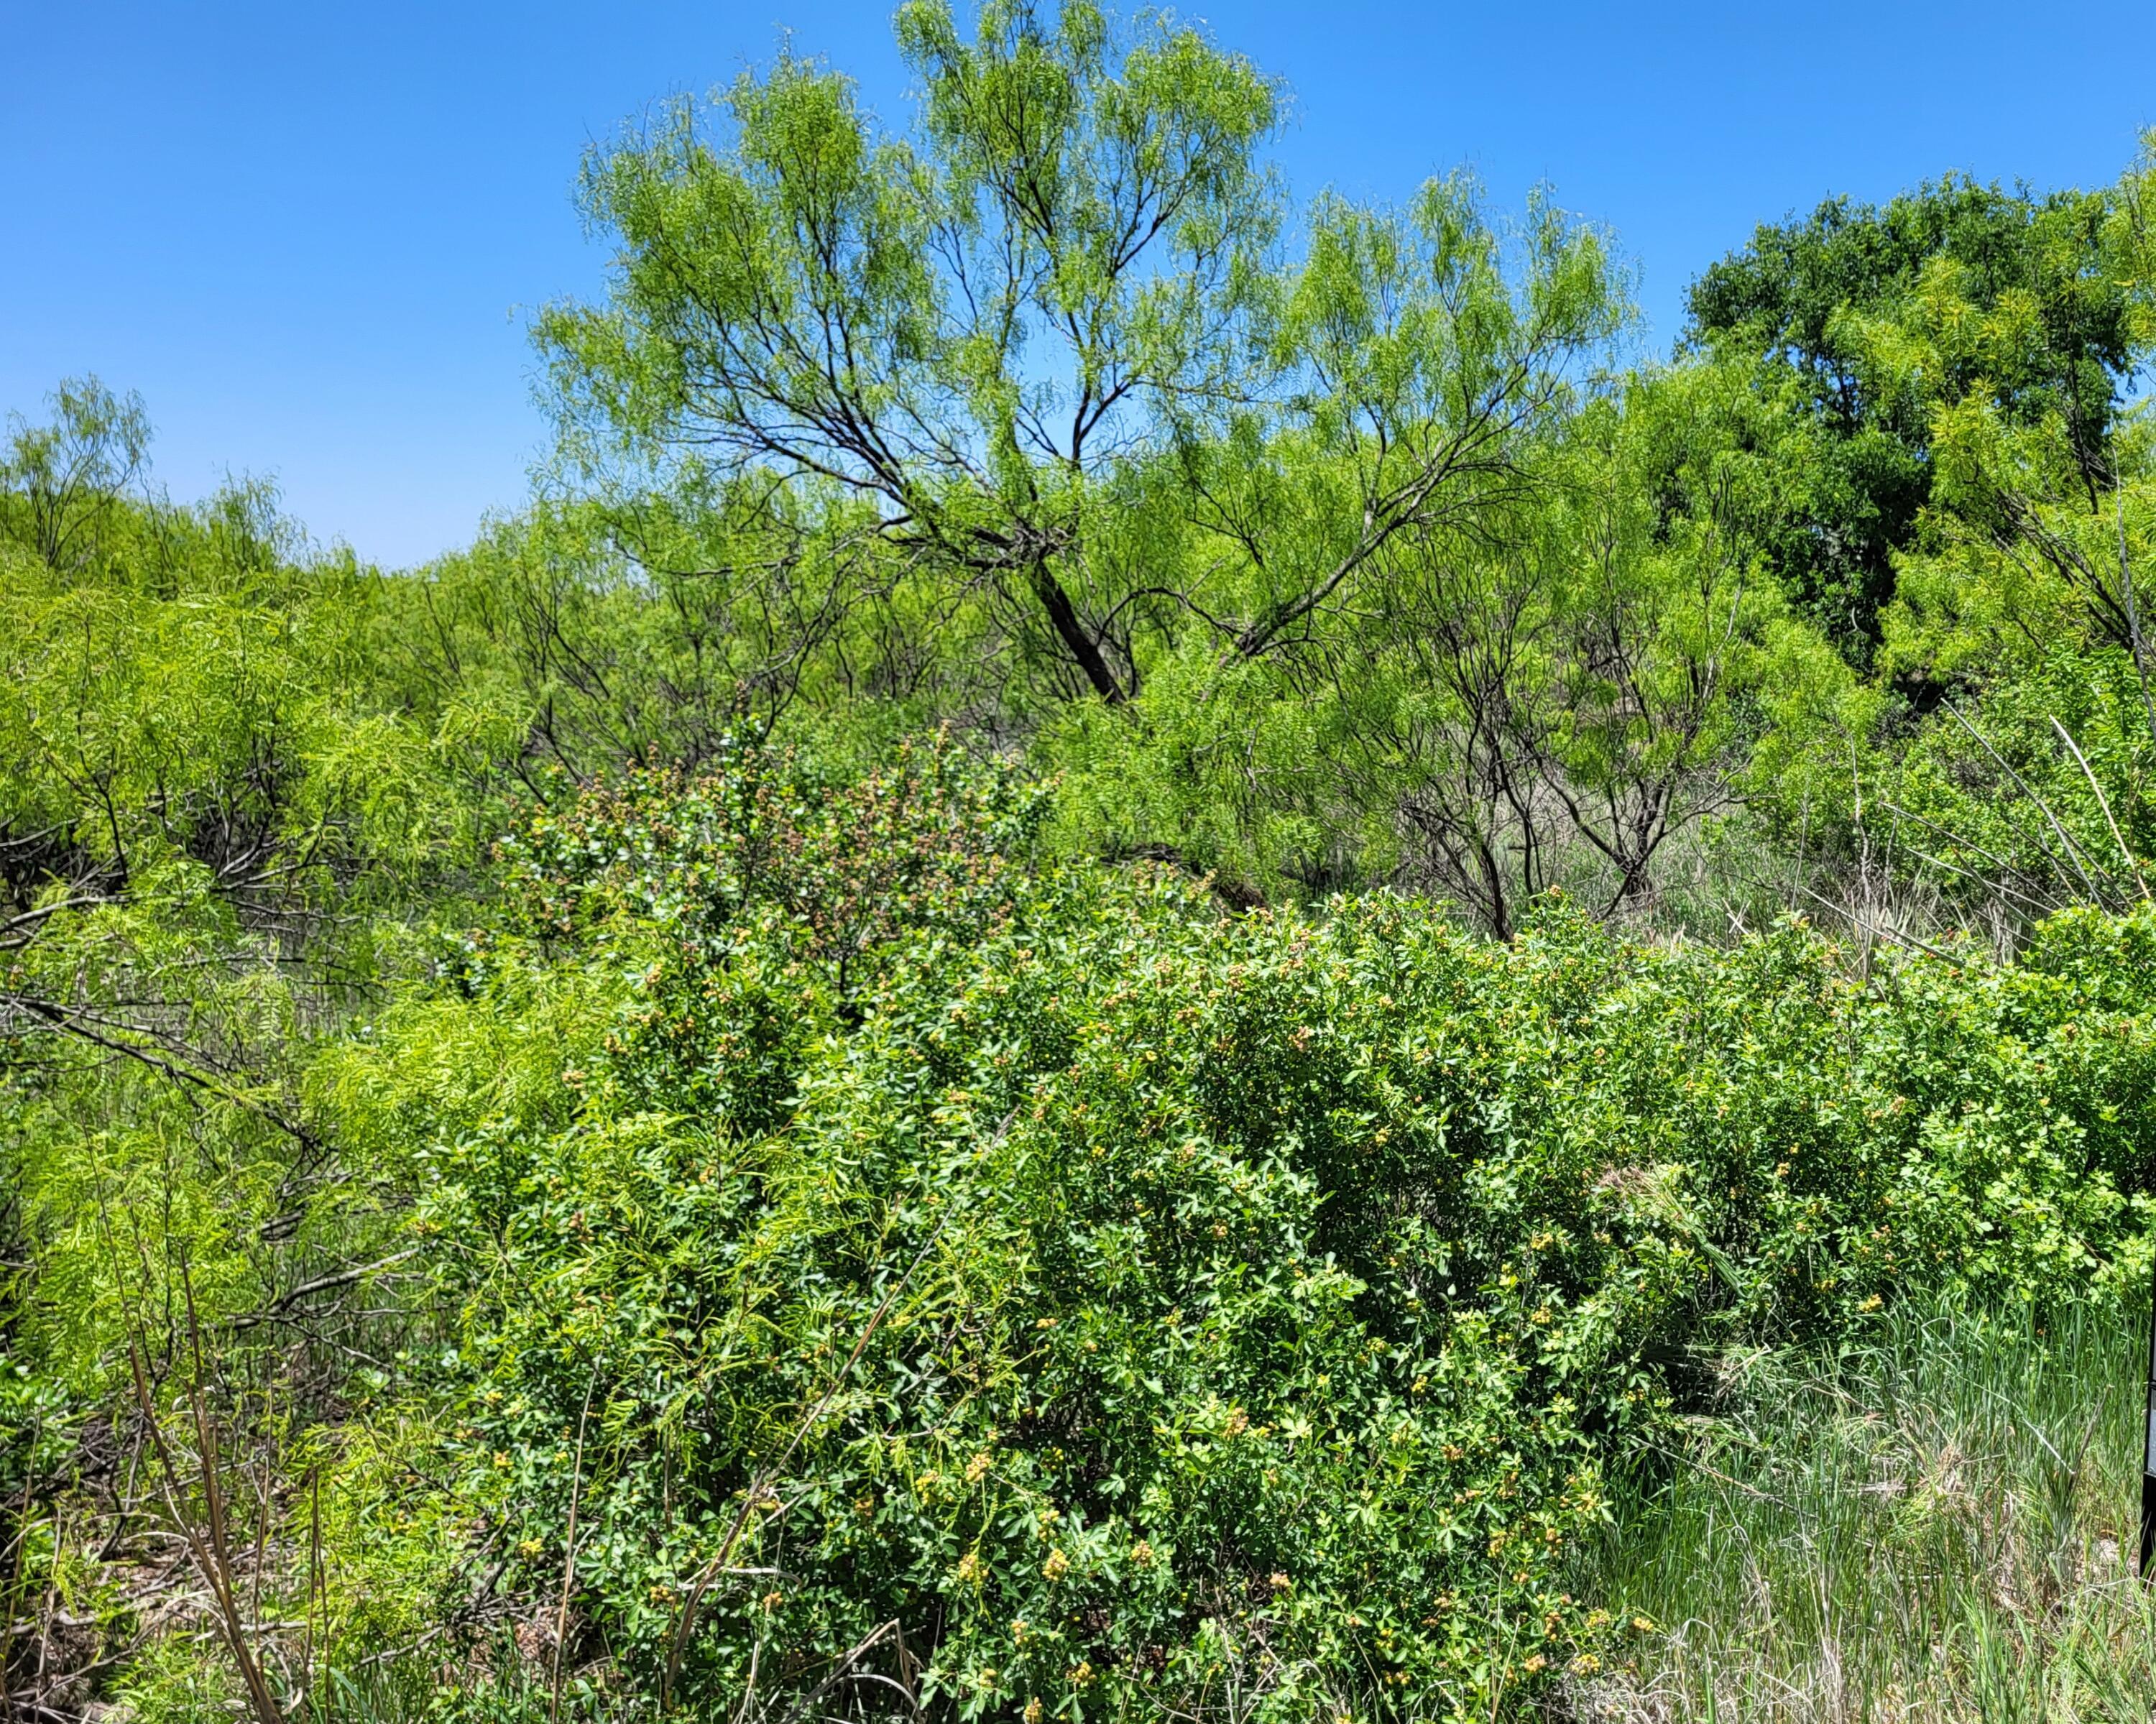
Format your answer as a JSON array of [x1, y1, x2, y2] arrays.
[[306, 742, 2156, 1722]]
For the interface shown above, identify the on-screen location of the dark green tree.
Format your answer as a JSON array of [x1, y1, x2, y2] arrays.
[[1685, 177, 2134, 655]]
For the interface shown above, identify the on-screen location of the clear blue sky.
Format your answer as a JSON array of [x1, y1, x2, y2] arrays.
[[5, 1, 2151, 569]]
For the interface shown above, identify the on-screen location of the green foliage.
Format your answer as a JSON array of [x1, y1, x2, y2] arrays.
[[1, 376, 152, 572], [0, 389, 520, 1713], [538, 0, 1631, 763], [540, 0, 1283, 708], [1813, 235, 2156, 919], [1055, 359, 1856, 931], [1690, 178, 2130, 655], [310, 744, 2156, 1720], [1687, 177, 2135, 653], [401, 484, 997, 788]]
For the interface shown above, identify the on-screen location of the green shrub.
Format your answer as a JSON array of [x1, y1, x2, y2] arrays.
[[328, 745, 2156, 1721]]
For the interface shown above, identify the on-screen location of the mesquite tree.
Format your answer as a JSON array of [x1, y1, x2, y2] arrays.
[[538, 0, 1627, 713], [540, 0, 1281, 706]]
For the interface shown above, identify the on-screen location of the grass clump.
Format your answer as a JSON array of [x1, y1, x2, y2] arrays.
[[1574, 1294, 2156, 1721]]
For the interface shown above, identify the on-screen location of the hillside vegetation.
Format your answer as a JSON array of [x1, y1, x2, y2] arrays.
[[9, 6, 2156, 1720]]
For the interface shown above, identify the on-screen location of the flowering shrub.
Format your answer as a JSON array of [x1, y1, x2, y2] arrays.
[[340, 747, 2156, 1721]]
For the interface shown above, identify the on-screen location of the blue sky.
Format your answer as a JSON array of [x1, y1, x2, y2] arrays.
[[5, 1, 2151, 568]]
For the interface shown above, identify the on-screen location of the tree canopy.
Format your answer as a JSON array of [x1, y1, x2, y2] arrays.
[[1684, 178, 2137, 653]]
